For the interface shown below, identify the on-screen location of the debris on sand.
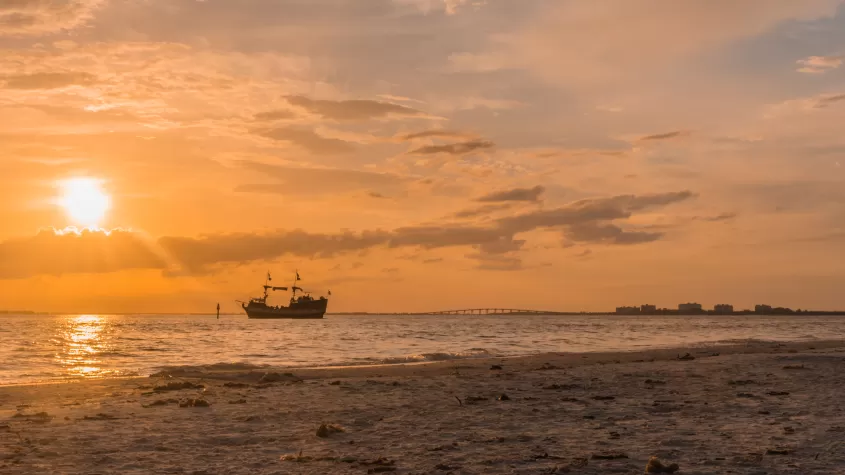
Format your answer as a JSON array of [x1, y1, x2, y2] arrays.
[[435, 463, 459, 470], [367, 468, 396, 474], [544, 383, 581, 390], [153, 382, 204, 393], [222, 382, 250, 388], [591, 395, 616, 401], [280, 452, 313, 463], [228, 399, 247, 404], [362, 457, 396, 473], [783, 364, 808, 370], [497, 393, 511, 401], [591, 452, 628, 460], [766, 448, 791, 455], [645, 379, 667, 386], [464, 396, 488, 405], [767, 391, 790, 396], [677, 353, 695, 361], [728, 380, 756, 386], [784, 427, 795, 434], [259, 372, 300, 383], [0, 423, 10, 431], [644, 456, 680, 473], [490, 365, 503, 370], [12, 412, 53, 423], [82, 414, 119, 421], [142, 399, 178, 408], [537, 363, 560, 370], [179, 398, 210, 408], [736, 393, 757, 398], [329, 381, 341, 385], [316, 423, 345, 438]]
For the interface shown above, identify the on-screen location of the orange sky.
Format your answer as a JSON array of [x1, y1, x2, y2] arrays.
[[1, 0, 844, 313]]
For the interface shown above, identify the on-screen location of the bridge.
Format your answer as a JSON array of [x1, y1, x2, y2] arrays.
[[413, 308, 570, 316]]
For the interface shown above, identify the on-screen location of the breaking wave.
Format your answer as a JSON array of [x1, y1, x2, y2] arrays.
[[378, 348, 494, 365]]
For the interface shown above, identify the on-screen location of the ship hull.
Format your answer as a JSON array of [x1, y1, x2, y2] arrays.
[[242, 300, 327, 319]]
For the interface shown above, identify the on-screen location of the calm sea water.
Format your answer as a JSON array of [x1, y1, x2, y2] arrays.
[[1, 313, 843, 385]]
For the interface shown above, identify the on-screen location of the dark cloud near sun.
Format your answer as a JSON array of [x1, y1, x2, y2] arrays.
[[284, 95, 424, 120], [0, 191, 696, 278], [409, 140, 495, 155], [0, 228, 164, 279], [476, 185, 545, 203]]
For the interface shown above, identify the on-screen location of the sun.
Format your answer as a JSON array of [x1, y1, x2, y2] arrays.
[[58, 178, 111, 228]]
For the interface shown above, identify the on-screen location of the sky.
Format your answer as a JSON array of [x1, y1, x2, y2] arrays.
[[1, 0, 844, 314]]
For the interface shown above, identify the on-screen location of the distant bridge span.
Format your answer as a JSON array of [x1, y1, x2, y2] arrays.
[[415, 308, 568, 316]]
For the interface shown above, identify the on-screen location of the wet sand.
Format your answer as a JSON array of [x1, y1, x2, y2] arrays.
[[2, 340, 845, 474]]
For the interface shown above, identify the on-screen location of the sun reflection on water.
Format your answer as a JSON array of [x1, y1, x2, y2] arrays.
[[55, 315, 112, 379]]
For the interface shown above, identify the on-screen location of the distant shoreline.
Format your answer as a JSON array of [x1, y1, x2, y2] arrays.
[[3, 310, 845, 317]]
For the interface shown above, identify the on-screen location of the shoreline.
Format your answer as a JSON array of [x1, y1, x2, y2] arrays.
[[3, 339, 845, 473], [3, 338, 843, 390]]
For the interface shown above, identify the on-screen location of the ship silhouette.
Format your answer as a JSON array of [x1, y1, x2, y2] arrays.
[[240, 271, 328, 319]]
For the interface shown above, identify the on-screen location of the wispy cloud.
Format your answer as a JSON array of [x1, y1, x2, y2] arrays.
[[476, 185, 545, 203], [285, 95, 425, 121], [638, 130, 690, 142], [797, 55, 843, 74], [409, 140, 494, 155]]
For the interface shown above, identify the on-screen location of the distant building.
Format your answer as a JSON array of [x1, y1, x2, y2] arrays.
[[714, 304, 734, 314], [640, 304, 657, 314], [678, 303, 703, 313], [755, 304, 773, 314], [616, 306, 640, 315]]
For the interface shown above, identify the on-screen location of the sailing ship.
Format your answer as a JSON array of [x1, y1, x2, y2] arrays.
[[240, 271, 329, 319]]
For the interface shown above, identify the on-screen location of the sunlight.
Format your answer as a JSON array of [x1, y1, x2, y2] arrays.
[[58, 178, 111, 228], [55, 315, 109, 379]]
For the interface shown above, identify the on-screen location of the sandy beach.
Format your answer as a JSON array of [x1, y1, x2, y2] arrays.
[[2, 340, 845, 474]]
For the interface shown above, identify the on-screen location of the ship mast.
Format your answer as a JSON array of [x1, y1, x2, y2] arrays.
[[263, 272, 272, 302]]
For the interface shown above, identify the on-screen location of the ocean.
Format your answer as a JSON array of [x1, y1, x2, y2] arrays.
[[1, 313, 843, 385]]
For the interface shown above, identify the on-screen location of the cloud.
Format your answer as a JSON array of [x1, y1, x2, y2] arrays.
[[797, 55, 843, 74], [477, 185, 545, 203], [466, 253, 523, 271], [0, 191, 695, 278], [451, 203, 512, 219], [409, 140, 494, 155], [1, 72, 98, 89], [503, 0, 842, 87], [638, 130, 690, 141], [566, 223, 663, 245], [814, 93, 845, 109], [158, 230, 392, 273], [235, 161, 406, 196], [0, 228, 165, 279], [695, 212, 737, 222], [0, 0, 105, 36], [285, 95, 424, 121], [253, 109, 298, 121], [172, 191, 693, 270], [253, 127, 355, 154], [398, 129, 474, 141]]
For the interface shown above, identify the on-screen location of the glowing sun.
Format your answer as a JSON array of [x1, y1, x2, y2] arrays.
[[59, 178, 111, 228]]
